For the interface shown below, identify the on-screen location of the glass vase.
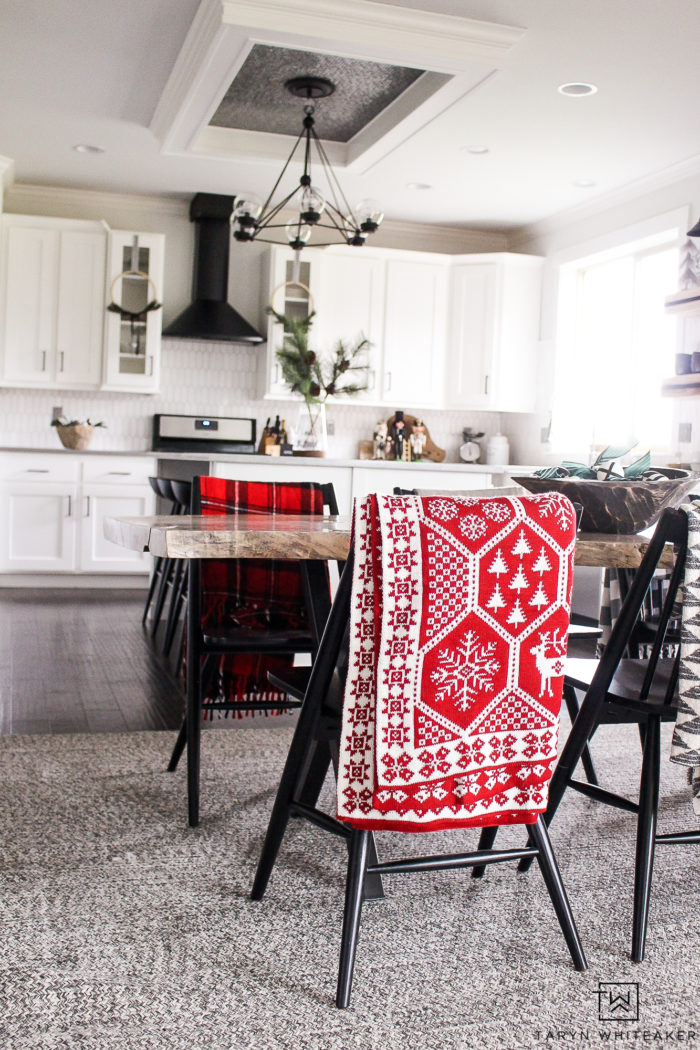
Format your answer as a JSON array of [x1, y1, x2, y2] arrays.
[[294, 401, 327, 456]]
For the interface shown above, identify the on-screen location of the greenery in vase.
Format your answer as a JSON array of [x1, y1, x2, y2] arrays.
[[269, 309, 370, 405]]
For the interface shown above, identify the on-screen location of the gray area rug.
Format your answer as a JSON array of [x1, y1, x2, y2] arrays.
[[0, 722, 697, 1050]]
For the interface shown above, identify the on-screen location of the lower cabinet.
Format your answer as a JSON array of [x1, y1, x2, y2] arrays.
[[0, 453, 155, 576]]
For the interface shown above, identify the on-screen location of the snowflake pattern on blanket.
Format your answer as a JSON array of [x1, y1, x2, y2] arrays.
[[337, 493, 577, 831]]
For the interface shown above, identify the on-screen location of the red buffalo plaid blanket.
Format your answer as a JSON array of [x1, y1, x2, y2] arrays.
[[197, 478, 326, 715], [337, 493, 577, 831]]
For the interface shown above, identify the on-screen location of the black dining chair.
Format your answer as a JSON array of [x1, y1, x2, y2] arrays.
[[161, 478, 192, 659], [167, 476, 339, 826], [515, 507, 699, 961], [253, 492, 587, 1007]]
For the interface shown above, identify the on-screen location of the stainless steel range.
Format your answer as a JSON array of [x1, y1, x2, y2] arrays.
[[152, 414, 256, 454]]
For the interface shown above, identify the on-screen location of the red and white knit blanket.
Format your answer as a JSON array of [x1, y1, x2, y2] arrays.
[[337, 493, 577, 831]]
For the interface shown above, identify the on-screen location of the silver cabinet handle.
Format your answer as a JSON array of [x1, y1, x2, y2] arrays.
[[108, 471, 131, 476], [484, 374, 489, 395], [66, 495, 72, 517], [59, 351, 65, 372], [26, 468, 49, 473], [147, 356, 154, 377], [385, 371, 392, 392], [84, 495, 91, 517], [41, 351, 47, 372]]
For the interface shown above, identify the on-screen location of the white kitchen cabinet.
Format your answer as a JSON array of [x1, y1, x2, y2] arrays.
[[0, 452, 155, 577], [446, 254, 543, 412], [260, 245, 322, 398], [313, 246, 385, 402], [350, 466, 496, 503], [1, 482, 78, 571], [0, 215, 106, 389], [380, 255, 449, 407], [102, 230, 165, 393]]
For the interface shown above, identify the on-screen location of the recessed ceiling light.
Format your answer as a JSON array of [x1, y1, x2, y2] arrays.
[[573, 178, 596, 188], [462, 145, 489, 155], [72, 143, 104, 154], [558, 82, 598, 97], [405, 182, 432, 191]]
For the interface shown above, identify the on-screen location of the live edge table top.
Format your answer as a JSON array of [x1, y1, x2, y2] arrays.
[[103, 513, 675, 570]]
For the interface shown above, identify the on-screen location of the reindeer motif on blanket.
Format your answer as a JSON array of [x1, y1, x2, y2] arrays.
[[530, 629, 567, 697]]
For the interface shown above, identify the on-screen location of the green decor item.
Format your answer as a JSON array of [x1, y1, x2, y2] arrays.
[[269, 308, 369, 453]]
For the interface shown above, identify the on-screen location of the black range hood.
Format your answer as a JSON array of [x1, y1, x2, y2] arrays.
[[163, 193, 264, 343]]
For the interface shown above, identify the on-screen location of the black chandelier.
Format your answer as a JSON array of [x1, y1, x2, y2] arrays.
[[231, 76, 383, 253]]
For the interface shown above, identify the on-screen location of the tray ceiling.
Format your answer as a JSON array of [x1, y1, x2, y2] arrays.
[[210, 44, 424, 143]]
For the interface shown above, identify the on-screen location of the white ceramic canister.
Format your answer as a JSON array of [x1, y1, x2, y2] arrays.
[[486, 433, 509, 465]]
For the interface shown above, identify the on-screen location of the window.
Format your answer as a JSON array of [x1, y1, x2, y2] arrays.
[[552, 232, 678, 455]]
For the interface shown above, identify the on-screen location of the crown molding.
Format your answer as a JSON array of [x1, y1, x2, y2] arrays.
[[150, 0, 523, 170], [509, 151, 700, 251], [376, 218, 507, 254], [0, 155, 15, 189], [219, 0, 523, 68], [4, 183, 189, 220]]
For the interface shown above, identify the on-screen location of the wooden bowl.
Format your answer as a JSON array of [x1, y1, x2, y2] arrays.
[[511, 470, 698, 533], [55, 424, 94, 451]]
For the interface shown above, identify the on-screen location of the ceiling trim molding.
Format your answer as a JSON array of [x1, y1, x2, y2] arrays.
[[4, 183, 189, 219], [219, 0, 524, 68], [376, 218, 508, 254], [509, 151, 700, 250], [150, 0, 523, 171], [0, 155, 15, 189]]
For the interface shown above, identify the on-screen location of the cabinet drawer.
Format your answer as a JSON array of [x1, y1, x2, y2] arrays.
[[82, 456, 156, 485], [0, 452, 81, 483]]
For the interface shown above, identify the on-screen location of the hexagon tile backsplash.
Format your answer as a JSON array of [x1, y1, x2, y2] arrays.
[[0, 339, 505, 463]]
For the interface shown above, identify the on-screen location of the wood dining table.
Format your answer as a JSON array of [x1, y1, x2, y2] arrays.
[[104, 512, 675, 570]]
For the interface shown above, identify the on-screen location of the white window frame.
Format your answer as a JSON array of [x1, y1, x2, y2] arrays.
[[550, 207, 688, 459]]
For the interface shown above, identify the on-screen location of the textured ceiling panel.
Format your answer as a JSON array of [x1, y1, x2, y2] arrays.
[[210, 44, 424, 142]]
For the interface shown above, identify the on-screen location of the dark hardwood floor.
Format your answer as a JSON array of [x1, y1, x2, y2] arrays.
[[0, 589, 184, 735]]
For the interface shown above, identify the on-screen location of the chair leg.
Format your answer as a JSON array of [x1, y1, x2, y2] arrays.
[[186, 626, 202, 827], [150, 557, 175, 639], [563, 685, 598, 785], [519, 692, 606, 874], [167, 717, 187, 772], [529, 816, 587, 971], [471, 825, 498, 879], [631, 715, 660, 963], [162, 560, 187, 656], [142, 555, 164, 625], [336, 829, 370, 1009]]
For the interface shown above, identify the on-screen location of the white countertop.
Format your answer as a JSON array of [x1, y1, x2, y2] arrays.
[[0, 445, 537, 475]]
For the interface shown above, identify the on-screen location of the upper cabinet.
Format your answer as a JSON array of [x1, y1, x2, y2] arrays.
[[0, 215, 106, 389], [380, 254, 448, 406], [102, 230, 165, 393], [0, 215, 164, 394], [260, 246, 322, 399], [446, 254, 544, 413]]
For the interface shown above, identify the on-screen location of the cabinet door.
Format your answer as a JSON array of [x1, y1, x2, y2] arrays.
[[446, 262, 497, 409], [381, 258, 447, 406], [314, 250, 385, 401], [262, 247, 321, 397], [103, 231, 165, 392], [0, 483, 77, 571], [56, 231, 106, 388], [1, 225, 58, 384], [79, 484, 153, 572]]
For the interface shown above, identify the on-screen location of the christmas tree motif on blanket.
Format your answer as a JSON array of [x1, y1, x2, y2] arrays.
[[529, 580, 549, 610], [487, 549, 508, 577], [486, 583, 507, 612], [430, 629, 500, 712]]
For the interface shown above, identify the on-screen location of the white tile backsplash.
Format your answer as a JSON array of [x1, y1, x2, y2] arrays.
[[0, 338, 504, 462]]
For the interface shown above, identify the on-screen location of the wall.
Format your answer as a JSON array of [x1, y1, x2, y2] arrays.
[[505, 163, 700, 465], [1, 183, 509, 461]]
